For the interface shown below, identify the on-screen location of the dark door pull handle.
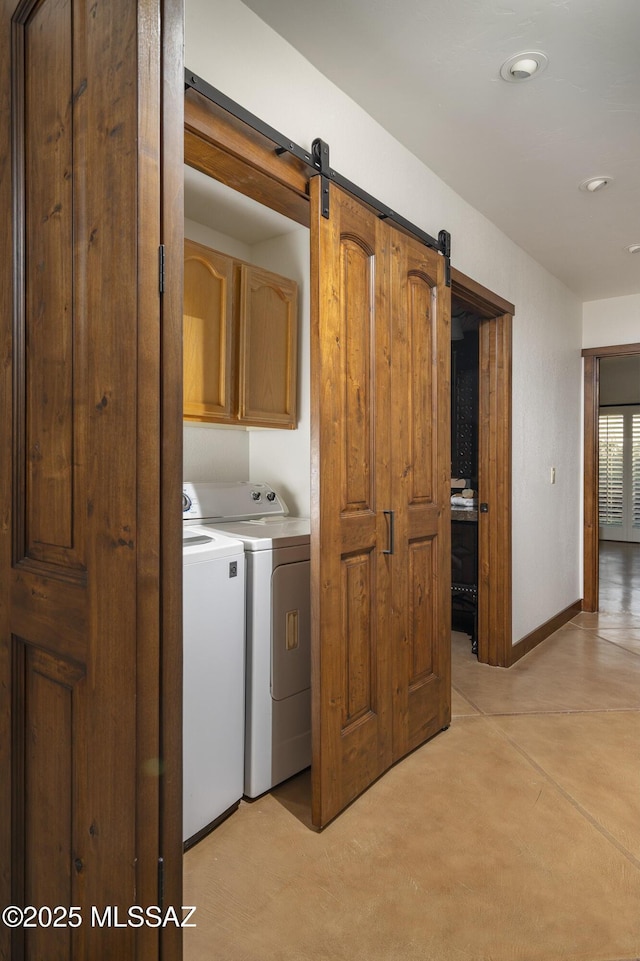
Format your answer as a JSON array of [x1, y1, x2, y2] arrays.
[[383, 510, 395, 555]]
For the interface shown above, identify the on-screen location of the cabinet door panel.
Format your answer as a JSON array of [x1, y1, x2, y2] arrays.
[[183, 239, 234, 420], [238, 264, 298, 427]]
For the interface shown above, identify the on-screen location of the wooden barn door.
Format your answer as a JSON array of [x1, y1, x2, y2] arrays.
[[389, 228, 451, 759], [310, 179, 450, 828], [0, 1, 184, 959]]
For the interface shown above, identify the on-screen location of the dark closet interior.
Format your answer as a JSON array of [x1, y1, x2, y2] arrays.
[[451, 303, 480, 654]]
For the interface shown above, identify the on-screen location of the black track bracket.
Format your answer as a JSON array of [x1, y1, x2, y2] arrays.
[[439, 229, 452, 287], [185, 67, 452, 260], [312, 138, 331, 219]]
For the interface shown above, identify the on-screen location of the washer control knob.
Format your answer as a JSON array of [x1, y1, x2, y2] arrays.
[[251, 490, 262, 501], [182, 491, 192, 513], [266, 491, 276, 502]]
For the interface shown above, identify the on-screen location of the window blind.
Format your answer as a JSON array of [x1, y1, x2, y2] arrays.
[[599, 414, 624, 527], [633, 413, 640, 529]]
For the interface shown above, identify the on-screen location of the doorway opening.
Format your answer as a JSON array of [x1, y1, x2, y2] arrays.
[[582, 343, 640, 614], [451, 270, 514, 666], [450, 302, 480, 654]]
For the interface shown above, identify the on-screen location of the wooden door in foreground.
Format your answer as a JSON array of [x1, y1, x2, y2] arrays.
[[0, 1, 184, 958]]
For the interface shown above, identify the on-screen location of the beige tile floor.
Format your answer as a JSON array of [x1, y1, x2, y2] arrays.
[[184, 555, 640, 960], [184, 618, 640, 961]]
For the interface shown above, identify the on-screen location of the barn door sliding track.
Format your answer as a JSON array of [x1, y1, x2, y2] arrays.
[[184, 68, 451, 284]]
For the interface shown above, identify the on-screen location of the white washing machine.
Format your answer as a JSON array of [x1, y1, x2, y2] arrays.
[[183, 481, 311, 798], [182, 525, 246, 847]]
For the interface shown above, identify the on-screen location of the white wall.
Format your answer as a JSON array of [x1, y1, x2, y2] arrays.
[[510, 272, 583, 639], [183, 422, 250, 482], [185, 0, 584, 644], [184, 217, 252, 263], [583, 294, 640, 349]]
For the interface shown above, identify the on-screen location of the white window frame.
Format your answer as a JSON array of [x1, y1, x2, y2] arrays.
[[599, 405, 640, 543]]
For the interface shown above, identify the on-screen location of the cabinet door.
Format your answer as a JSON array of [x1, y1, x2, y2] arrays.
[[183, 239, 234, 421], [237, 264, 298, 428]]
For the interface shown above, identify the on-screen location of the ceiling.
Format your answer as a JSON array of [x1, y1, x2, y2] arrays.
[[240, 0, 640, 302]]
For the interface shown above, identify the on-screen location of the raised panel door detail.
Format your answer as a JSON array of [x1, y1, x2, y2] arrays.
[[408, 538, 436, 685], [15, 0, 85, 574], [341, 552, 375, 730], [238, 263, 298, 427], [340, 237, 374, 514], [183, 239, 233, 420], [407, 272, 435, 505], [15, 642, 84, 960], [24, 650, 77, 940]]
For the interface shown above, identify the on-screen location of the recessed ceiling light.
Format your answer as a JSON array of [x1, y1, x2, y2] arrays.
[[627, 244, 640, 254], [579, 177, 613, 193], [499, 52, 548, 82]]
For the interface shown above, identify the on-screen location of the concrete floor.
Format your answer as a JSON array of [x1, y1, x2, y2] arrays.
[[184, 547, 640, 961], [599, 540, 640, 614]]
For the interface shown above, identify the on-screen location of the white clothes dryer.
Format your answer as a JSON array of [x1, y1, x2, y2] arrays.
[[183, 482, 311, 798], [182, 525, 246, 846]]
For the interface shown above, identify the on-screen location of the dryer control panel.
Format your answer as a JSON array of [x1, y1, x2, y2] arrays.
[[183, 480, 289, 523]]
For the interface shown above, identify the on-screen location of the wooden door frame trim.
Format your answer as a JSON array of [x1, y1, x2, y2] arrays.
[[185, 86, 311, 227], [581, 341, 640, 612], [451, 268, 514, 667], [160, 0, 185, 950], [582, 342, 640, 357]]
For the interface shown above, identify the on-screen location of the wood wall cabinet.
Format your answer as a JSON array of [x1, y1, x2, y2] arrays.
[[184, 240, 234, 420], [183, 239, 298, 428]]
